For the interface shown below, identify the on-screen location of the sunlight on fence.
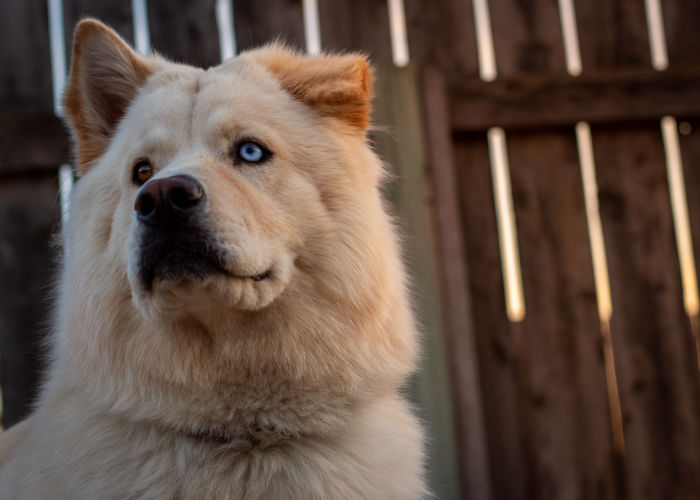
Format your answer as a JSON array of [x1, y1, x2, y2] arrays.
[[215, 0, 236, 61], [644, 0, 669, 71], [387, 0, 410, 67], [487, 128, 526, 322], [131, 0, 151, 54], [472, 0, 497, 82], [556, 0, 582, 76], [473, 0, 525, 322], [302, 0, 321, 55]]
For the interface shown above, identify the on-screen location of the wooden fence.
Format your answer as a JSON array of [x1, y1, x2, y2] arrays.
[[2, 1, 700, 499]]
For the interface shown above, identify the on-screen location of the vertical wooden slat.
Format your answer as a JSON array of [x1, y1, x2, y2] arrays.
[[0, 0, 59, 427], [452, 130, 526, 500], [147, 0, 220, 67], [489, 0, 567, 76], [404, 0, 480, 80], [577, 2, 700, 498], [402, 0, 486, 496], [507, 129, 619, 500], [662, 0, 700, 68], [374, 66, 461, 500], [0, 179, 58, 427], [422, 68, 492, 500], [575, 0, 651, 70], [593, 125, 700, 500], [479, 2, 620, 498], [63, 0, 134, 47], [233, 0, 305, 53], [0, 1, 53, 111], [678, 118, 700, 292], [317, 0, 393, 63]]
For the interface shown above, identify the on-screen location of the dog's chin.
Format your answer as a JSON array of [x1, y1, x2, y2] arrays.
[[128, 254, 294, 323]]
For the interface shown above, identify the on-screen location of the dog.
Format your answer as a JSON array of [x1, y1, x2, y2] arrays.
[[0, 19, 426, 498]]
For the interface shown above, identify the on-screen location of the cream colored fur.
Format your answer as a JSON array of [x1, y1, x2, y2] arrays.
[[0, 19, 426, 499]]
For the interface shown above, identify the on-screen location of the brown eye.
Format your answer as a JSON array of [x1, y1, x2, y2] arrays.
[[132, 159, 154, 185]]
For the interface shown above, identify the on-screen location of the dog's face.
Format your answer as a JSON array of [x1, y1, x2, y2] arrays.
[[57, 20, 415, 434]]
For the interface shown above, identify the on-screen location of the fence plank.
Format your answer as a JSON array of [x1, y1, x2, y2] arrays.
[[575, 0, 651, 71], [593, 124, 700, 500], [451, 130, 526, 500], [507, 129, 619, 500], [421, 68, 492, 500], [404, 0, 479, 80], [233, 0, 305, 53], [0, 178, 58, 428], [317, 0, 392, 62], [662, 0, 700, 67], [0, 0, 58, 427], [373, 65, 461, 500], [0, 0, 53, 111], [489, 0, 567, 76], [577, 3, 700, 499], [448, 67, 700, 132], [678, 118, 700, 298], [63, 0, 134, 47], [147, 0, 219, 68]]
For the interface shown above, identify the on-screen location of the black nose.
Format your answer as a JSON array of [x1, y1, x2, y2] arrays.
[[134, 175, 205, 224]]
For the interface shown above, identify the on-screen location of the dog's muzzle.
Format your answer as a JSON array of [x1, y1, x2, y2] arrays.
[[133, 175, 225, 289]]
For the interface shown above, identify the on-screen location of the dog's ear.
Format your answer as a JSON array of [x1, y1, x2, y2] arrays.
[[246, 46, 373, 134], [63, 19, 155, 174]]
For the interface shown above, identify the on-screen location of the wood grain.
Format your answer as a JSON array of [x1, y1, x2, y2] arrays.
[[422, 68, 492, 500], [147, 0, 220, 68], [0, 178, 58, 427], [449, 67, 700, 132], [318, 0, 392, 62], [507, 129, 619, 500], [233, 0, 305, 53], [593, 124, 700, 500]]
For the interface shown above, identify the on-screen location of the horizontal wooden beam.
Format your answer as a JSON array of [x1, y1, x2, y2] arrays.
[[448, 66, 700, 132], [0, 111, 69, 175]]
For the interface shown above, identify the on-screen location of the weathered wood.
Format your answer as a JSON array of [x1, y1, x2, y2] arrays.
[[147, 0, 220, 68], [489, 0, 567, 77], [233, 0, 305, 53], [422, 68, 492, 500], [661, 0, 700, 68], [317, 0, 393, 63], [507, 129, 619, 500], [575, 0, 651, 70], [576, 2, 700, 498], [449, 67, 700, 132], [451, 129, 527, 500], [404, 0, 479, 80], [0, 0, 58, 427], [63, 0, 134, 48], [593, 124, 700, 500], [0, 177, 59, 427], [677, 118, 700, 293], [373, 65, 461, 500], [0, 0, 53, 111], [0, 112, 68, 175]]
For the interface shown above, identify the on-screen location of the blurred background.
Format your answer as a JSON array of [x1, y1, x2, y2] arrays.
[[2, 0, 700, 498]]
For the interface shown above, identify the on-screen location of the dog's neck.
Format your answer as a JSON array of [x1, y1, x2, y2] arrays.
[[182, 424, 296, 448]]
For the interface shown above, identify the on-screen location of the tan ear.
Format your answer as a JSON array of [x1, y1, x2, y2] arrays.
[[245, 45, 373, 133], [63, 19, 155, 174]]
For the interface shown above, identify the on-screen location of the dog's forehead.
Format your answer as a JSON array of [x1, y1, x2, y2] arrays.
[[130, 60, 292, 139]]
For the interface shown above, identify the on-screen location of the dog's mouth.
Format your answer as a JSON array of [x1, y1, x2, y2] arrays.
[[135, 226, 271, 291]]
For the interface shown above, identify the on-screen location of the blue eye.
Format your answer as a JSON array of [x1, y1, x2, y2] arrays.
[[237, 141, 269, 163]]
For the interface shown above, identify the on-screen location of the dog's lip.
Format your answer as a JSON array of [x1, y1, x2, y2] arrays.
[[202, 255, 273, 282], [149, 246, 273, 284]]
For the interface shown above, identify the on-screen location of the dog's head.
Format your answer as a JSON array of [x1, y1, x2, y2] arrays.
[[56, 20, 416, 435]]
